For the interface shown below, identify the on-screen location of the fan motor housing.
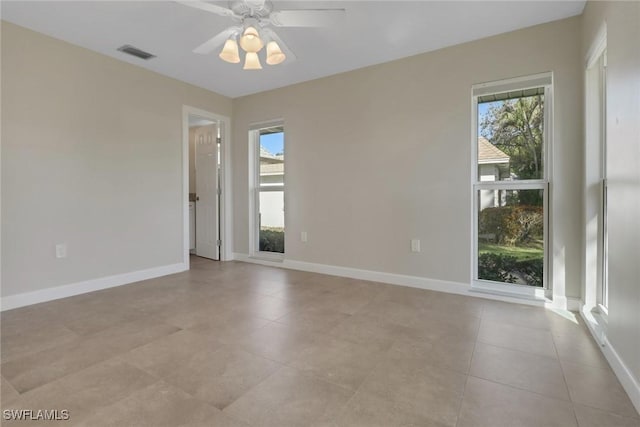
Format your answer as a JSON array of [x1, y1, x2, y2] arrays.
[[230, 0, 273, 19]]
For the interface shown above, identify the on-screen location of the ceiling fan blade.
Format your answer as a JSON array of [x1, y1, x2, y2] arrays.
[[175, 1, 238, 18], [262, 28, 296, 62], [193, 26, 241, 55], [269, 9, 345, 27]]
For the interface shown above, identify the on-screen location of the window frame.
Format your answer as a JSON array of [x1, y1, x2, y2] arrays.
[[471, 73, 553, 298], [599, 49, 609, 313], [584, 29, 608, 315], [249, 120, 286, 260]]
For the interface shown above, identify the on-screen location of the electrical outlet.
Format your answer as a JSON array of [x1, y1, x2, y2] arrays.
[[55, 243, 67, 258], [301, 231, 308, 242], [410, 239, 421, 253]]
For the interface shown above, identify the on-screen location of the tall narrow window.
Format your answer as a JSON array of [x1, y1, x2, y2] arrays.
[[585, 49, 609, 314], [250, 124, 285, 256], [473, 74, 551, 291], [598, 50, 609, 311], [602, 174, 609, 309], [585, 31, 607, 314]]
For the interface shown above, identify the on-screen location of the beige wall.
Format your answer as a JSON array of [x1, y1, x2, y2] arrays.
[[1, 22, 232, 297], [582, 0, 640, 389], [232, 17, 583, 297]]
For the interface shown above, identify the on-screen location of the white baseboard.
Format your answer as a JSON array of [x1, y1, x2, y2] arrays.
[[1, 263, 188, 311], [602, 335, 640, 415], [580, 304, 640, 415], [233, 253, 574, 309], [234, 252, 470, 294], [290, 258, 471, 295]]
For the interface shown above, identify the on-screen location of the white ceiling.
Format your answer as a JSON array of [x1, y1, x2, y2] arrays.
[[1, 1, 585, 98]]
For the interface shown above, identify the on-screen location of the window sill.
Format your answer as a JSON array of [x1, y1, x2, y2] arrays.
[[472, 280, 550, 299]]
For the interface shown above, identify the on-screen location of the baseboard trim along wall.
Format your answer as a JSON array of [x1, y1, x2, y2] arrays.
[[0, 263, 188, 311], [580, 305, 640, 415], [0, 252, 582, 315], [233, 253, 576, 310]]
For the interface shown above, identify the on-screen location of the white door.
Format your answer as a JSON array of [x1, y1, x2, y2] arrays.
[[195, 124, 219, 260]]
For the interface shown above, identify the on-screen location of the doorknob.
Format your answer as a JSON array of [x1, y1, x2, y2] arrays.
[[196, 196, 200, 201]]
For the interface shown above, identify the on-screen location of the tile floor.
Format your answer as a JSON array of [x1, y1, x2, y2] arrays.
[[1, 256, 638, 426]]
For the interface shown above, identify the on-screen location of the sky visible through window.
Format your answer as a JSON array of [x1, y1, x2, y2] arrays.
[[260, 132, 284, 156], [478, 101, 501, 138]]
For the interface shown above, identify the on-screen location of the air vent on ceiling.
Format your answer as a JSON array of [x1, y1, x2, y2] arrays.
[[117, 45, 156, 60]]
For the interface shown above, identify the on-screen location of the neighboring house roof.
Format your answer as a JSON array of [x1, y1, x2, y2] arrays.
[[478, 137, 510, 164], [261, 163, 284, 175], [260, 147, 275, 158], [260, 147, 284, 164]]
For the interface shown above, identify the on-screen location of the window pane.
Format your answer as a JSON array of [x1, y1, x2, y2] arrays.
[[259, 131, 284, 187], [478, 92, 544, 181], [477, 189, 544, 287], [259, 190, 284, 253], [256, 126, 284, 255]]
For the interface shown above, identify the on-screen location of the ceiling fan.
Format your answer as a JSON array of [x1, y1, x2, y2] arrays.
[[177, 0, 345, 70]]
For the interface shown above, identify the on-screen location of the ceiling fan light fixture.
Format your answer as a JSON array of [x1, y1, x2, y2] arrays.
[[266, 41, 286, 65], [219, 38, 240, 63], [239, 26, 264, 53], [243, 52, 263, 70], [181, 0, 346, 71]]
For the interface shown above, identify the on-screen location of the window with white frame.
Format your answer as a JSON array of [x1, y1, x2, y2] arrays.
[[599, 50, 609, 311], [472, 73, 552, 291], [585, 39, 608, 313], [249, 123, 285, 256]]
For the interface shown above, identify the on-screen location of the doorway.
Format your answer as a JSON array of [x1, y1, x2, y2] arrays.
[[182, 106, 232, 266]]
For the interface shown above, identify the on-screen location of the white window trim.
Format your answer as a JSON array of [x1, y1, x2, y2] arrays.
[[599, 50, 609, 312], [600, 175, 608, 310], [584, 23, 609, 320], [248, 120, 285, 261], [470, 73, 553, 300], [586, 23, 607, 69]]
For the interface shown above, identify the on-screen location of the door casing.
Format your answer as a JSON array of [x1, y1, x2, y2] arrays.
[[182, 106, 233, 267]]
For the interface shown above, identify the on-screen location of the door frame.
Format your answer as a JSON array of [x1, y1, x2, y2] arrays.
[[182, 105, 233, 267]]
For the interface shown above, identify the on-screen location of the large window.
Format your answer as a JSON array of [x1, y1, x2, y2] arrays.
[[473, 74, 551, 291], [250, 124, 285, 256]]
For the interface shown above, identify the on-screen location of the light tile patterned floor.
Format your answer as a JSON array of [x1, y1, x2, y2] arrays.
[[1, 256, 638, 426]]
